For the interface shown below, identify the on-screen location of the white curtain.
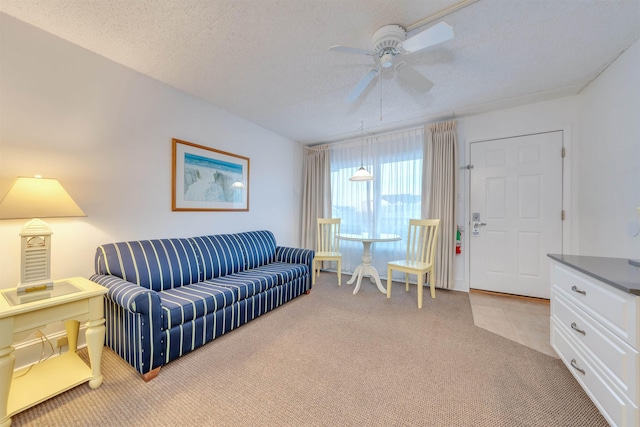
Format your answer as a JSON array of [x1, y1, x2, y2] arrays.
[[330, 128, 425, 278], [425, 120, 458, 289], [301, 145, 331, 250]]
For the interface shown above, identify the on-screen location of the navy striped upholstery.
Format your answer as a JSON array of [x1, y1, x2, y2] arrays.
[[190, 234, 245, 280], [163, 276, 308, 363], [95, 239, 200, 291], [158, 262, 307, 329], [233, 230, 277, 269], [276, 246, 314, 288], [90, 274, 165, 374], [92, 231, 314, 378], [159, 282, 236, 329]]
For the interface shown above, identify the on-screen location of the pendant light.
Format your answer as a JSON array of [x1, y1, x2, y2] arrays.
[[350, 122, 374, 181]]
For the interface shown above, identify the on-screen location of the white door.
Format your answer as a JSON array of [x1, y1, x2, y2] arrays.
[[469, 131, 563, 299]]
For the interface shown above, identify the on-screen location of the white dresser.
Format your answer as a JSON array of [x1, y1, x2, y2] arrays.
[[549, 255, 640, 427]]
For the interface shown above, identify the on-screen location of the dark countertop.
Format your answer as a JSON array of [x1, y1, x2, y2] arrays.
[[548, 254, 640, 296]]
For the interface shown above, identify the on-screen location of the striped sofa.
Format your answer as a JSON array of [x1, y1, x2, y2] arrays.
[[90, 230, 314, 381]]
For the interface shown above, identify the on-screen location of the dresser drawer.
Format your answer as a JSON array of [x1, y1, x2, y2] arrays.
[[551, 321, 638, 427], [552, 288, 639, 402], [551, 261, 639, 348]]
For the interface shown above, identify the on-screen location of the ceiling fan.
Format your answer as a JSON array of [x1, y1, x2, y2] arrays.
[[329, 22, 454, 102]]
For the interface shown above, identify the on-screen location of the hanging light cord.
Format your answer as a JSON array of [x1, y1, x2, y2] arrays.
[[379, 71, 383, 121], [360, 121, 364, 165]]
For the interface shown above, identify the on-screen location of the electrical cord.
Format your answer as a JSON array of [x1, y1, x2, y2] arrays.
[[12, 329, 55, 379]]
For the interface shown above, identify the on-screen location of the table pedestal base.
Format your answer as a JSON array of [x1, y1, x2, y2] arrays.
[[346, 264, 386, 294], [345, 241, 386, 295]]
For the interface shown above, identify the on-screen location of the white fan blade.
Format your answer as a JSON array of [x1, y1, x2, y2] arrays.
[[329, 45, 376, 56], [395, 63, 433, 94], [400, 22, 454, 53], [347, 68, 379, 103]]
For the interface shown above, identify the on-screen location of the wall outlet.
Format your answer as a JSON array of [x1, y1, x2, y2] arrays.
[[56, 336, 68, 348]]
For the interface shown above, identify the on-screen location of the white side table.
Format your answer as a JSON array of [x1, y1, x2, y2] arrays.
[[0, 277, 107, 427], [337, 233, 402, 294]]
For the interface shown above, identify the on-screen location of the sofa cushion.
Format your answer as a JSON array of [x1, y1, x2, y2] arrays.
[[95, 239, 200, 292], [190, 234, 246, 280], [233, 230, 277, 269], [158, 262, 308, 329], [203, 262, 307, 301], [159, 282, 236, 330], [247, 262, 309, 286]]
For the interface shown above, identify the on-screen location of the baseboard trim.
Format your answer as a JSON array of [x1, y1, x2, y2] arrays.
[[469, 288, 550, 304]]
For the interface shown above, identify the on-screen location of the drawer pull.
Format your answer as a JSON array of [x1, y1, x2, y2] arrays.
[[570, 358, 586, 375], [571, 285, 586, 296], [570, 322, 586, 335]]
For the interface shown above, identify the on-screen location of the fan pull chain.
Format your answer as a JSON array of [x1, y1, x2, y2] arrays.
[[379, 70, 383, 121]]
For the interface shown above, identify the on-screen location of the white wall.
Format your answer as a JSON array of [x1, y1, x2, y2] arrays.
[[577, 40, 640, 258], [0, 14, 304, 289], [451, 38, 640, 291], [451, 97, 580, 292]]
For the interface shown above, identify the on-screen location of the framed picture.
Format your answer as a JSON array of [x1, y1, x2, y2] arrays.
[[172, 138, 250, 211]]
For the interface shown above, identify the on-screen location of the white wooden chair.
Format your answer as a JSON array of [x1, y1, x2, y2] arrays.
[[313, 218, 342, 286], [386, 219, 440, 308]]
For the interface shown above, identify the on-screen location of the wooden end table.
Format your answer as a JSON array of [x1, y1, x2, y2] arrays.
[[0, 277, 107, 427]]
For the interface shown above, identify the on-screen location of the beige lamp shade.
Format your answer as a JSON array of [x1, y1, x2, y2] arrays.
[[0, 176, 86, 219]]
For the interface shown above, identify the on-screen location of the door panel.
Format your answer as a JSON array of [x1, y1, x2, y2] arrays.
[[469, 131, 563, 299]]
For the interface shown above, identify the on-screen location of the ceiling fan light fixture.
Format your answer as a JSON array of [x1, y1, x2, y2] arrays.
[[380, 52, 394, 68], [330, 21, 454, 103]]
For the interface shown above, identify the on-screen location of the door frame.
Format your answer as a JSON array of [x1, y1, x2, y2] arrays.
[[462, 125, 574, 292]]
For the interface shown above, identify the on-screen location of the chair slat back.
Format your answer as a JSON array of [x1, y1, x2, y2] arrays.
[[317, 218, 341, 252], [406, 219, 440, 264]]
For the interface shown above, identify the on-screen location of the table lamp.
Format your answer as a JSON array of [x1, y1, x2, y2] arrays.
[[0, 176, 86, 301]]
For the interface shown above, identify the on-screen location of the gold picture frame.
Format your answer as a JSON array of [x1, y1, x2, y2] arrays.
[[172, 138, 249, 211]]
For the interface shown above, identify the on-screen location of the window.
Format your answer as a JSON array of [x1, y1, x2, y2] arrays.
[[330, 128, 425, 275]]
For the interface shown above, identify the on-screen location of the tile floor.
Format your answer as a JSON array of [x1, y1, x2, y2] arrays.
[[468, 290, 557, 358]]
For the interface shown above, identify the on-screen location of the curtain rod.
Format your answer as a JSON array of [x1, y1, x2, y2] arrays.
[[307, 113, 459, 149], [308, 123, 426, 149]]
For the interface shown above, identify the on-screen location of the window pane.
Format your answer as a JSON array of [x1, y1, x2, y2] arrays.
[[330, 128, 425, 277]]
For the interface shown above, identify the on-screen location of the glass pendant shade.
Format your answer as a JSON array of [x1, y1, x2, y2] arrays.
[[350, 165, 374, 181], [350, 121, 374, 181]]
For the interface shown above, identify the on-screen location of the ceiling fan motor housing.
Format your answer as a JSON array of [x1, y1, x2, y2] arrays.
[[371, 24, 406, 52], [372, 24, 406, 67]]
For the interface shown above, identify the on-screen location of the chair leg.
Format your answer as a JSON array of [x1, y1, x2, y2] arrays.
[[387, 267, 392, 299], [405, 273, 409, 292], [337, 259, 341, 286], [429, 271, 436, 299], [312, 260, 316, 285], [417, 273, 423, 309]]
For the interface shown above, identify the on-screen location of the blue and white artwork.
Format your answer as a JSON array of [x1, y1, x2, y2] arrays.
[[183, 153, 244, 202], [173, 138, 249, 211]]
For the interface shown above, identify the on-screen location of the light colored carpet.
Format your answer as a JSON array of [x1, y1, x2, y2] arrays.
[[11, 273, 607, 426]]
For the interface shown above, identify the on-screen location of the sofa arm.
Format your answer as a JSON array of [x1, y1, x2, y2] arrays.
[[90, 274, 165, 376], [91, 274, 160, 314], [275, 247, 315, 289]]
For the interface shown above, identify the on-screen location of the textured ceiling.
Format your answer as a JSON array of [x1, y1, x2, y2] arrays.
[[1, 0, 639, 144]]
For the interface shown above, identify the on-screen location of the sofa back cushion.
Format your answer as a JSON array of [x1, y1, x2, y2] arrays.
[[95, 238, 200, 291], [233, 230, 277, 270], [190, 234, 246, 280]]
